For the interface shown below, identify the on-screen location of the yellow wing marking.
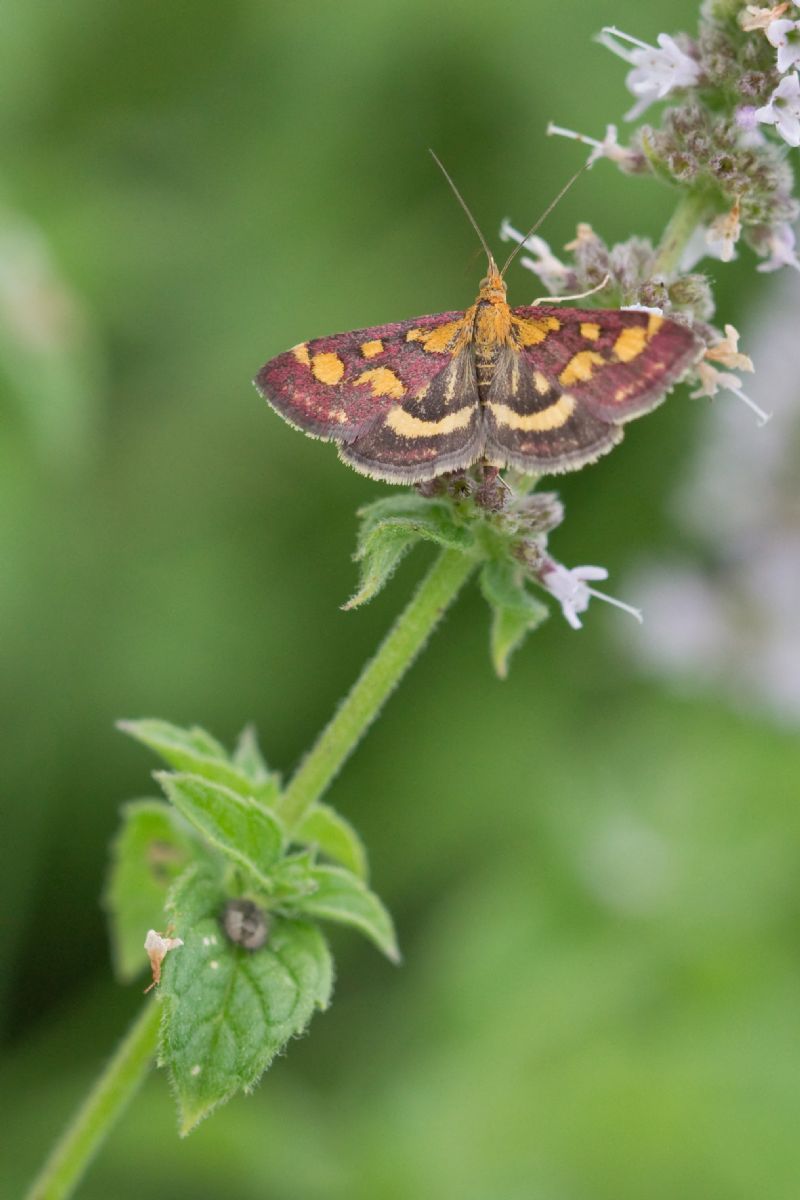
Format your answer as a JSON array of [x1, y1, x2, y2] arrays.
[[489, 394, 575, 432], [354, 367, 406, 400], [292, 343, 311, 366], [512, 314, 561, 347], [386, 405, 474, 439], [580, 322, 601, 341], [613, 326, 648, 363], [533, 371, 550, 396], [360, 339, 384, 358], [405, 319, 465, 353], [311, 352, 345, 385], [559, 350, 605, 387]]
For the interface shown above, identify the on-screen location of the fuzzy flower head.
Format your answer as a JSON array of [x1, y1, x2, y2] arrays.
[[756, 221, 800, 271], [597, 26, 702, 120], [756, 72, 800, 145], [766, 17, 800, 73], [536, 558, 643, 630]]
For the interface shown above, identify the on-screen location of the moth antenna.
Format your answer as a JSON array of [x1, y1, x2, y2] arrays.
[[429, 149, 494, 267], [500, 162, 590, 278]]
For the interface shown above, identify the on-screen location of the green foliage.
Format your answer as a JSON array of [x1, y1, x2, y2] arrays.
[[155, 772, 284, 888], [479, 559, 549, 679], [160, 864, 333, 1134], [344, 494, 475, 609], [118, 719, 281, 807], [104, 800, 195, 982], [346, 483, 558, 676], [107, 719, 395, 1130], [279, 863, 399, 963], [294, 804, 369, 880]]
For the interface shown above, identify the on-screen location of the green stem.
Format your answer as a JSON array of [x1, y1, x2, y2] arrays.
[[651, 188, 716, 278], [279, 546, 476, 833], [25, 1000, 160, 1200]]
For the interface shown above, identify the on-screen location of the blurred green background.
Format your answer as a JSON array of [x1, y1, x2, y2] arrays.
[[3, 2, 800, 1197]]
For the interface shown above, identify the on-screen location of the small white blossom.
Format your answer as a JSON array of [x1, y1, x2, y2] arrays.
[[740, 3, 791, 33], [546, 121, 639, 168], [756, 222, 800, 272], [144, 928, 183, 992], [690, 361, 772, 425], [680, 224, 736, 270], [706, 202, 742, 263], [755, 72, 800, 146], [766, 17, 800, 72], [597, 26, 701, 120], [537, 559, 643, 630], [499, 220, 570, 290], [704, 324, 754, 373]]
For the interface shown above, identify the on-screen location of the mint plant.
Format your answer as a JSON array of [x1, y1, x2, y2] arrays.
[[26, 4, 800, 1197]]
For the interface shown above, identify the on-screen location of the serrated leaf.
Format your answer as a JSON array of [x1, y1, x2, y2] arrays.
[[119, 718, 263, 798], [480, 559, 548, 678], [160, 865, 333, 1134], [231, 725, 282, 806], [343, 525, 419, 610], [294, 803, 368, 880], [345, 494, 475, 610], [157, 773, 284, 887], [290, 865, 399, 963], [104, 800, 195, 982], [356, 492, 456, 535]]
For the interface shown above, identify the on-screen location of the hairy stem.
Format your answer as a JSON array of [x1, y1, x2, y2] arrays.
[[651, 188, 715, 278], [25, 1000, 160, 1200], [279, 547, 477, 833]]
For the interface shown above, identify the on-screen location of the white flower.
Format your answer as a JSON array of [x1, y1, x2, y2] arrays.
[[537, 558, 643, 630], [756, 221, 800, 272], [704, 324, 754, 373], [706, 201, 742, 263], [766, 17, 800, 72], [144, 928, 183, 991], [680, 225, 736, 270], [755, 72, 800, 145], [546, 121, 640, 168], [740, 3, 791, 33], [597, 26, 701, 120], [499, 220, 570, 290], [690, 361, 772, 426]]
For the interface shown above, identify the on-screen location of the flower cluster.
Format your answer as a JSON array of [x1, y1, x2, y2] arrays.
[[546, 6, 800, 274]]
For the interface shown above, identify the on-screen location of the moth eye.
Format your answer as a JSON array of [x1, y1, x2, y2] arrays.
[[220, 899, 270, 950]]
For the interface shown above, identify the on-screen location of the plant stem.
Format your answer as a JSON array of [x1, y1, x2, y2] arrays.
[[25, 1000, 160, 1200], [279, 546, 477, 834], [651, 188, 715, 278]]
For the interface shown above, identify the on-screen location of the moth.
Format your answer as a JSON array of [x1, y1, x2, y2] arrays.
[[255, 166, 701, 485]]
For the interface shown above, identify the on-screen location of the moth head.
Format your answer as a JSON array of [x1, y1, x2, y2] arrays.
[[478, 259, 508, 303]]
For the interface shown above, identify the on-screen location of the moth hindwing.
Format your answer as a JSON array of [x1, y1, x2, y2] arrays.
[[255, 262, 701, 484]]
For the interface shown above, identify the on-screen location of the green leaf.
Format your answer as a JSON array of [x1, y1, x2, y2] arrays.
[[345, 495, 475, 609], [294, 803, 369, 880], [343, 525, 420, 610], [157, 773, 284, 887], [118, 719, 259, 796], [104, 800, 195, 982], [480, 559, 548, 678], [231, 724, 282, 806], [290, 864, 400, 963], [159, 876, 330, 1137], [160, 864, 333, 1134]]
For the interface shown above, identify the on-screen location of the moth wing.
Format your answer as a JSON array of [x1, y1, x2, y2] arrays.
[[484, 305, 701, 474], [255, 312, 483, 483]]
